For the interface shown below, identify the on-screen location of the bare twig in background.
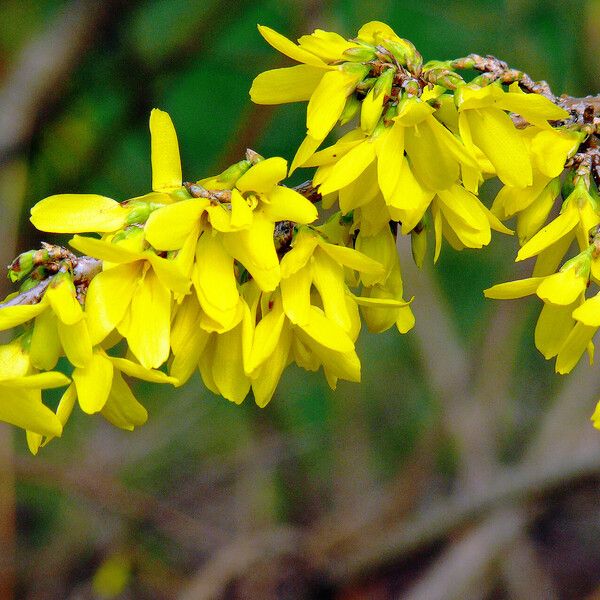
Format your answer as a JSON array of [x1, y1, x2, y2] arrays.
[[0, 0, 115, 165]]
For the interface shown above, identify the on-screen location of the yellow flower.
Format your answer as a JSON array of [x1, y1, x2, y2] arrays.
[[456, 82, 569, 188], [72, 230, 189, 369], [0, 338, 68, 438]]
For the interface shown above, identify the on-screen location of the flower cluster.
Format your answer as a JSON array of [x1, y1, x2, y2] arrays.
[[1, 20, 598, 450], [0, 108, 411, 452]]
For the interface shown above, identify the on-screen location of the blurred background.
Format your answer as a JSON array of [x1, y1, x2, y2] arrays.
[[0, 0, 599, 598]]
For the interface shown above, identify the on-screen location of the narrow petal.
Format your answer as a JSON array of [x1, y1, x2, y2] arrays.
[[69, 235, 142, 264], [0, 303, 46, 331], [318, 140, 376, 195], [30, 194, 126, 233], [318, 241, 385, 276], [230, 189, 254, 229], [58, 319, 93, 368], [257, 25, 330, 68], [212, 322, 250, 404], [222, 212, 280, 291], [3, 372, 70, 389], [150, 108, 182, 191], [101, 372, 148, 430], [376, 122, 405, 201], [110, 356, 178, 384], [127, 269, 171, 369], [250, 64, 325, 104], [573, 294, 600, 327], [484, 277, 543, 299], [73, 352, 114, 414], [516, 205, 578, 261], [247, 301, 285, 374], [555, 322, 596, 374], [45, 278, 83, 325], [298, 306, 355, 353], [30, 310, 61, 370], [536, 269, 586, 306], [281, 264, 312, 325]]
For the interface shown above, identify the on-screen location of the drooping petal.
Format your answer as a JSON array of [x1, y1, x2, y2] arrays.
[[535, 300, 576, 359], [298, 306, 355, 353], [573, 294, 600, 327], [536, 269, 587, 306], [150, 108, 182, 191], [247, 299, 285, 374], [126, 269, 171, 369], [464, 108, 532, 188], [211, 320, 250, 404], [58, 319, 93, 368], [318, 140, 377, 196], [0, 387, 62, 437], [318, 241, 385, 276], [307, 70, 357, 140], [45, 278, 83, 325], [101, 372, 148, 430], [222, 212, 280, 292], [376, 122, 405, 201], [4, 371, 70, 389], [73, 351, 114, 414], [69, 235, 143, 265], [516, 204, 578, 261], [110, 356, 178, 384], [230, 188, 254, 229], [30, 194, 126, 233], [84, 263, 139, 345], [30, 309, 61, 370], [193, 233, 240, 328], [280, 264, 312, 325], [555, 322, 596, 374]]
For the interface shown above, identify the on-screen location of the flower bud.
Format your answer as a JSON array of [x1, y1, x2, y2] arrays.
[[411, 221, 428, 268], [342, 45, 377, 62], [339, 94, 361, 125]]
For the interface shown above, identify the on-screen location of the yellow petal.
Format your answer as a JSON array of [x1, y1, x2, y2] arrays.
[[257, 25, 330, 68], [357, 21, 400, 44], [298, 306, 354, 353], [3, 371, 70, 389], [110, 356, 178, 384], [211, 321, 250, 404], [247, 300, 285, 374], [318, 241, 385, 275], [236, 157, 287, 194], [536, 269, 586, 305], [516, 204, 578, 261], [573, 294, 600, 327], [376, 122, 405, 201], [30, 310, 61, 370], [281, 264, 312, 325], [250, 64, 325, 104], [318, 140, 376, 195], [193, 233, 240, 327], [307, 70, 356, 140], [252, 323, 292, 407], [45, 278, 83, 325], [30, 194, 126, 233], [73, 351, 114, 413], [290, 134, 324, 173], [555, 322, 596, 374], [0, 303, 47, 331], [69, 235, 142, 264], [298, 29, 359, 61], [535, 301, 576, 359], [146, 253, 191, 295], [126, 269, 171, 369], [145, 199, 207, 250], [101, 371, 147, 430], [465, 108, 532, 188], [222, 212, 280, 291], [58, 318, 93, 368], [261, 186, 318, 224], [84, 263, 139, 345], [0, 387, 62, 437], [484, 277, 543, 299], [230, 189, 254, 229], [150, 108, 182, 191]]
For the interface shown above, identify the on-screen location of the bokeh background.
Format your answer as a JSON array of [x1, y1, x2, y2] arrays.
[[1, 0, 600, 598]]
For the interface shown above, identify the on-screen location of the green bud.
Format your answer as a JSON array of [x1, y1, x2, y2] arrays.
[[168, 186, 193, 202], [423, 68, 464, 90], [8, 250, 36, 282], [340, 62, 370, 81], [411, 221, 428, 268], [245, 150, 263, 165], [218, 159, 252, 186], [342, 46, 377, 62], [373, 68, 395, 98], [126, 202, 153, 225], [561, 248, 591, 278], [339, 94, 361, 126], [385, 38, 423, 75]]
